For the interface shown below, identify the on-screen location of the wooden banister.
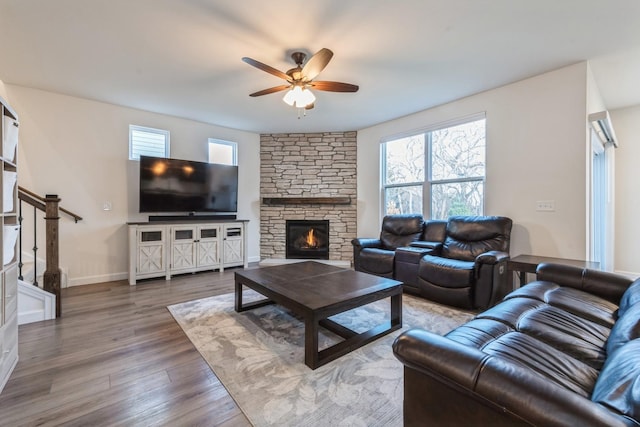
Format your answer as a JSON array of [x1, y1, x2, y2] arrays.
[[16, 186, 82, 317], [18, 186, 83, 223]]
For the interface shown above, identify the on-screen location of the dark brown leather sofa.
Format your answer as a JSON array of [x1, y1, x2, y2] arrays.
[[353, 215, 512, 310], [393, 263, 640, 426]]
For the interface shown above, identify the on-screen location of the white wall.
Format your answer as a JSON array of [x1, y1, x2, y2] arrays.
[[357, 63, 590, 259], [612, 104, 640, 276], [6, 85, 261, 286], [0, 80, 8, 101]]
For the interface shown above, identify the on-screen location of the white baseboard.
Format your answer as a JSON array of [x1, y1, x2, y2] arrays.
[[19, 310, 51, 325], [68, 272, 128, 287]]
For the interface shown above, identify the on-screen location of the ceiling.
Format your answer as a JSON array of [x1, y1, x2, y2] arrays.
[[1, 0, 639, 134]]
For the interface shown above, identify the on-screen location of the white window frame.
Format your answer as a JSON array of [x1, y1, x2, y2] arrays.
[[129, 125, 170, 160], [208, 138, 237, 165], [381, 113, 486, 219]]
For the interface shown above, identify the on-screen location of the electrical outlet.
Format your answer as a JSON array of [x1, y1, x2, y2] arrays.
[[536, 200, 555, 212], [103, 201, 112, 211]]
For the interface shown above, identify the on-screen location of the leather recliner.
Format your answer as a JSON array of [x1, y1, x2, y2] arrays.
[[417, 215, 512, 309], [352, 214, 425, 278]]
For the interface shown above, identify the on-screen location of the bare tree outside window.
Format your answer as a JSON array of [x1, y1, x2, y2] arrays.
[[430, 119, 485, 219], [382, 117, 485, 218], [383, 135, 424, 214]]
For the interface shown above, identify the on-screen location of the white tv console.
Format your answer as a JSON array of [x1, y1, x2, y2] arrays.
[[128, 219, 249, 285]]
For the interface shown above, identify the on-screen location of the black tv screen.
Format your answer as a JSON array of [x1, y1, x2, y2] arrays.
[[139, 156, 238, 213]]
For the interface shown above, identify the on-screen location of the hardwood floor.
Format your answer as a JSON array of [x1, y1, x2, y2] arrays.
[[0, 269, 252, 426]]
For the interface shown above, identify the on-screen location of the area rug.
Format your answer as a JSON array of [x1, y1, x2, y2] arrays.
[[168, 291, 474, 427]]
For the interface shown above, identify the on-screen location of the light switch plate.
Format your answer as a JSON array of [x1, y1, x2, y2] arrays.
[[536, 200, 555, 211]]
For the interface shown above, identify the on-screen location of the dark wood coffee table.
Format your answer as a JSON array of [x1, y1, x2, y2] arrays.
[[234, 261, 403, 369]]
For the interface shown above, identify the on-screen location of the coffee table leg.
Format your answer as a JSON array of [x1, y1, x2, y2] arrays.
[[234, 277, 243, 312], [304, 314, 319, 369], [390, 291, 402, 327]]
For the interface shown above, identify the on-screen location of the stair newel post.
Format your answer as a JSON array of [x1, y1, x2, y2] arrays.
[[18, 198, 23, 281], [43, 194, 62, 317], [32, 205, 38, 286]]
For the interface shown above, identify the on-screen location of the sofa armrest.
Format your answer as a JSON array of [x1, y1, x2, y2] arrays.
[[409, 240, 442, 250], [351, 238, 382, 249], [393, 328, 488, 389], [475, 250, 510, 265], [536, 263, 634, 304]]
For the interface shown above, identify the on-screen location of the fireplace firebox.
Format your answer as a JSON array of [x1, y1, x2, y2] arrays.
[[285, 220, 329, 260]]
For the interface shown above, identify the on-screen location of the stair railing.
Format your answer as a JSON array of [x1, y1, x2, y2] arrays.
[[17, 186, 82, 317]]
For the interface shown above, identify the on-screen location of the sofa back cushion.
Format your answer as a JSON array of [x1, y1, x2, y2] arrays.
[[591, 338, 640, 421], [380, 214, 424, 250], [442, 216, 513, 261], [421, 219, 447, 242]]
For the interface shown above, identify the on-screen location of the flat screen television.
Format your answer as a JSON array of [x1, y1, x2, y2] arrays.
[[139, 156, 238, 213]]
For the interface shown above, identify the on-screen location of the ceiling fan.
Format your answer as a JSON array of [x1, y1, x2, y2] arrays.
[[242, 48, 359, 111]]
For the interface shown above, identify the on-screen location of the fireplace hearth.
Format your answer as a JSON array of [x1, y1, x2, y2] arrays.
[[286, 220, 329, 260]]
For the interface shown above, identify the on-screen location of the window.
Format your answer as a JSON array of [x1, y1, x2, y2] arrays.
[[208, 138, 237, 165], [382, 116, 486, 219], [129, 125, 169, 160]]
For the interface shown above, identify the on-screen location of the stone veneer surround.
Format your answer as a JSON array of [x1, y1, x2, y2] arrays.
[[260, 132, 357, 263]]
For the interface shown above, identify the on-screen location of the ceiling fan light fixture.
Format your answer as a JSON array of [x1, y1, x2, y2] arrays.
[[283, 85, 315, 108]]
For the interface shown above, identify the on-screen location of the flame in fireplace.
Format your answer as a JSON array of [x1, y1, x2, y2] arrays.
[[305, 228, 319, 248]]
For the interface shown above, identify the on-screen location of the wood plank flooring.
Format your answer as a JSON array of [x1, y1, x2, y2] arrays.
[[0, 269, 253, 426]]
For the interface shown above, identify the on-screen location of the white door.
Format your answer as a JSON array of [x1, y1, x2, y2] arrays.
[[589, 129, 614, 271]]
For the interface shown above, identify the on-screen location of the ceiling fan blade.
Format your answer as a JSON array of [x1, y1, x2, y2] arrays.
[[242, 57, 291, 82], [310, 81, 359, 92], [301, 48, 333, 81], [249, 84, 291, 97]]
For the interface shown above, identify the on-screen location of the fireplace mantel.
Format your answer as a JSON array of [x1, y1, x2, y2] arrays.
[[262, 197, 351, 205]]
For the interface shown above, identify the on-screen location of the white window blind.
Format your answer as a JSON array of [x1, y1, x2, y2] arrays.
[[129, 125, 170, 160]]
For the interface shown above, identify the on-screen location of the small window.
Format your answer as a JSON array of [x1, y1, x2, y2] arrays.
[[208, 138, 237, 165], [129, 125, 170, 160]]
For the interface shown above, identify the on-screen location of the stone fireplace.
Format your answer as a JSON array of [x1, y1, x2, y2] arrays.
[[260, 132, 357, 263], [286, 219, 330, 260]]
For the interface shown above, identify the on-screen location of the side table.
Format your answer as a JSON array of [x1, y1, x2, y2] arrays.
[[508, 254, 600, 287]]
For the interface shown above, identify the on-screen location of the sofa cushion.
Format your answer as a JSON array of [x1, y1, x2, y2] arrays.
[[440, 216, 512, 261], [505, 281, 619, 328], [445, 318, 513, 348], [592, 338, 640, 421], [517, 305, 610, 369], [419, 255, 474, 288], [619, 278, 640, 317], [472, 295, 609, 370], [379, 214, 424, 250], [606, 302, 640, 356], [481, 332, 599, 397]]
